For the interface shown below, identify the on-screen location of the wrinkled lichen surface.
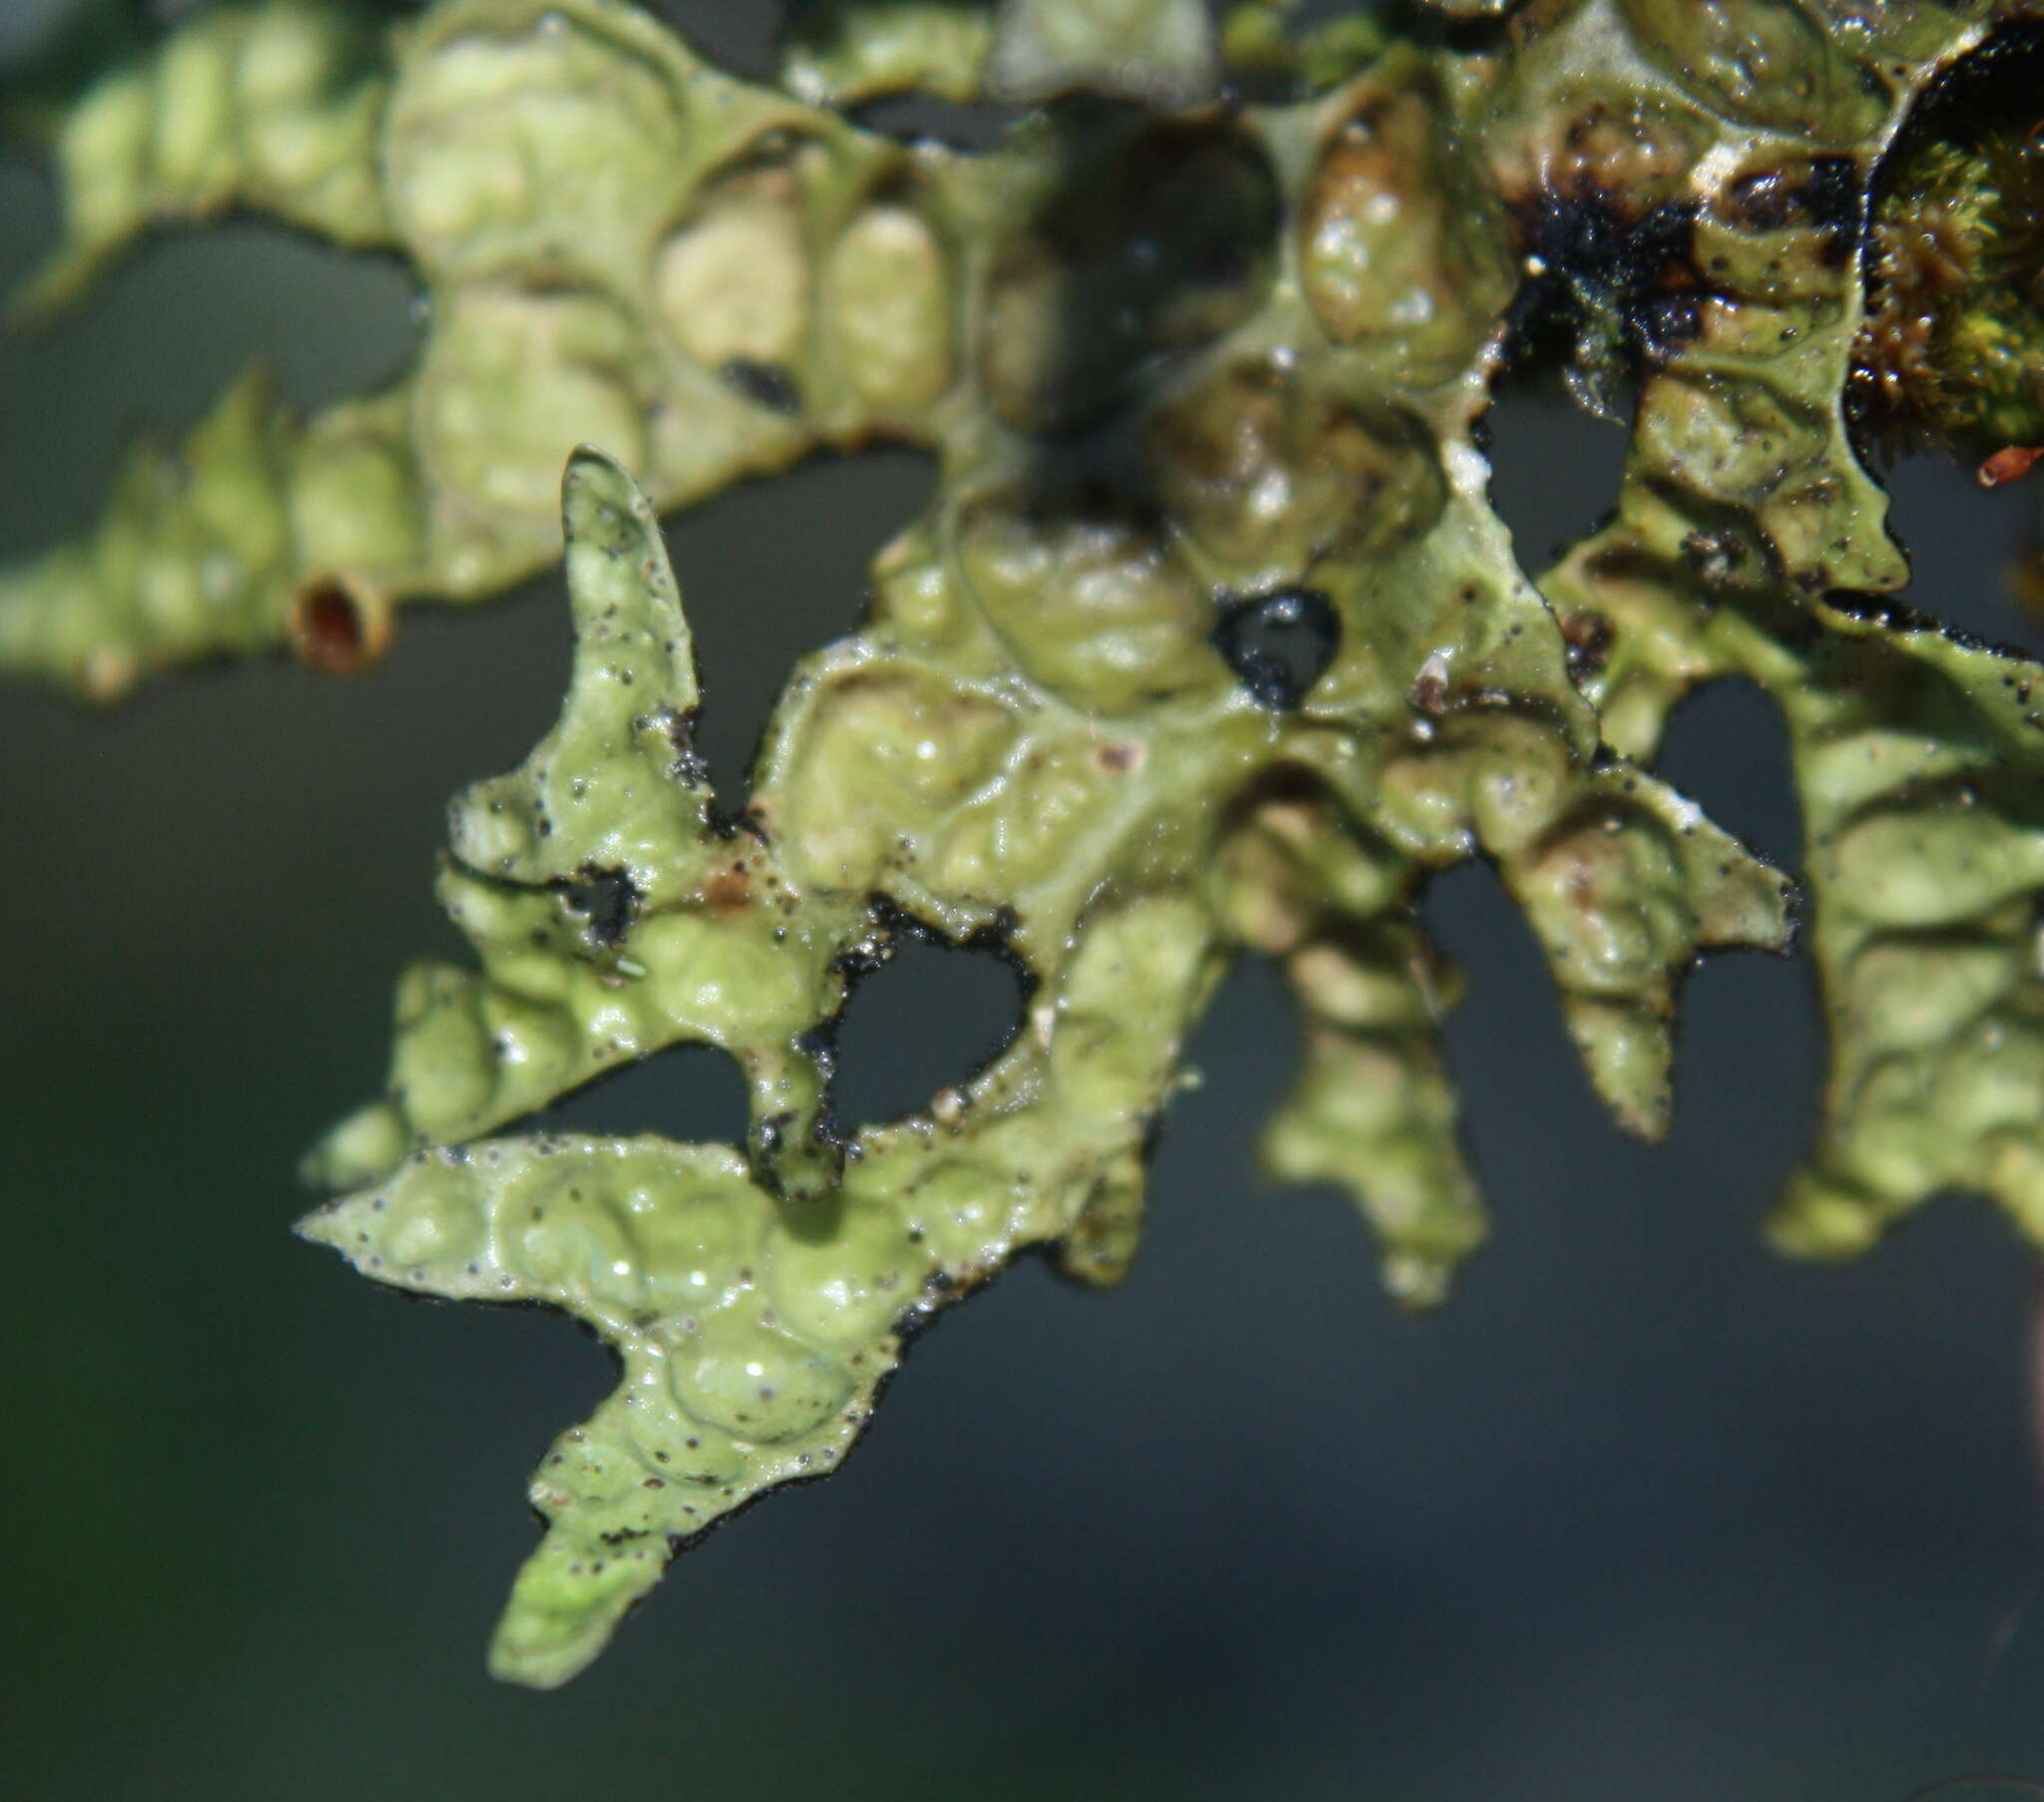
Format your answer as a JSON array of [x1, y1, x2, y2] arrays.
[[11, 0, 2044, 1685]]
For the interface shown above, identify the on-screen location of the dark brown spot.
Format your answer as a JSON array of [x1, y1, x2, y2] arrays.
[[1560, 610, 1616, 677], [1680, 529, 1747, 587]]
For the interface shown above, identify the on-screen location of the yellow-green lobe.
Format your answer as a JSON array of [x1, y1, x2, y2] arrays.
[[15, 0, 2044, 1686]]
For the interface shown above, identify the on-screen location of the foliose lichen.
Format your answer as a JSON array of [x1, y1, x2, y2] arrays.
[[10, 0, 2044, 1683]]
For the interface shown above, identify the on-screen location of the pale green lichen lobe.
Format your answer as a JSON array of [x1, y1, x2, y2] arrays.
[[16, 0, 2044, 1684], [304, 434, 1783, 1678]]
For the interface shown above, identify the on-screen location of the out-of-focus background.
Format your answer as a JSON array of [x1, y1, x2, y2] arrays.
[[6, 5, 2044, 1798]]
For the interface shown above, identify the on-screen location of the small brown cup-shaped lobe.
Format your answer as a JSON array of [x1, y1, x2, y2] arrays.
[[289, 573, 392, 675]]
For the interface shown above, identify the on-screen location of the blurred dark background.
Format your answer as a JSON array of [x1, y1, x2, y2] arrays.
[[6, 5, 2044, 1798]]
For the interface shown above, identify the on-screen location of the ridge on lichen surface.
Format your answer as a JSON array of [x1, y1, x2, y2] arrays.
[[13, 0, 2044, 1683]]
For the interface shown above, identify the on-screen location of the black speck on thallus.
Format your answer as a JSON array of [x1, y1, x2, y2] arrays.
[[559, 864, 644, 949], [720, 359, 803, 415]]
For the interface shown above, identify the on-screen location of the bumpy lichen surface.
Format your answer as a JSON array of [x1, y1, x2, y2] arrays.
[[14, 0, 2044, 1683]]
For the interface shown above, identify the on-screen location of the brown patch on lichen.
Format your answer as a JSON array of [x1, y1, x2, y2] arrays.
[[1492, 99, 1701, 217], [703, 865, 753, 916]]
